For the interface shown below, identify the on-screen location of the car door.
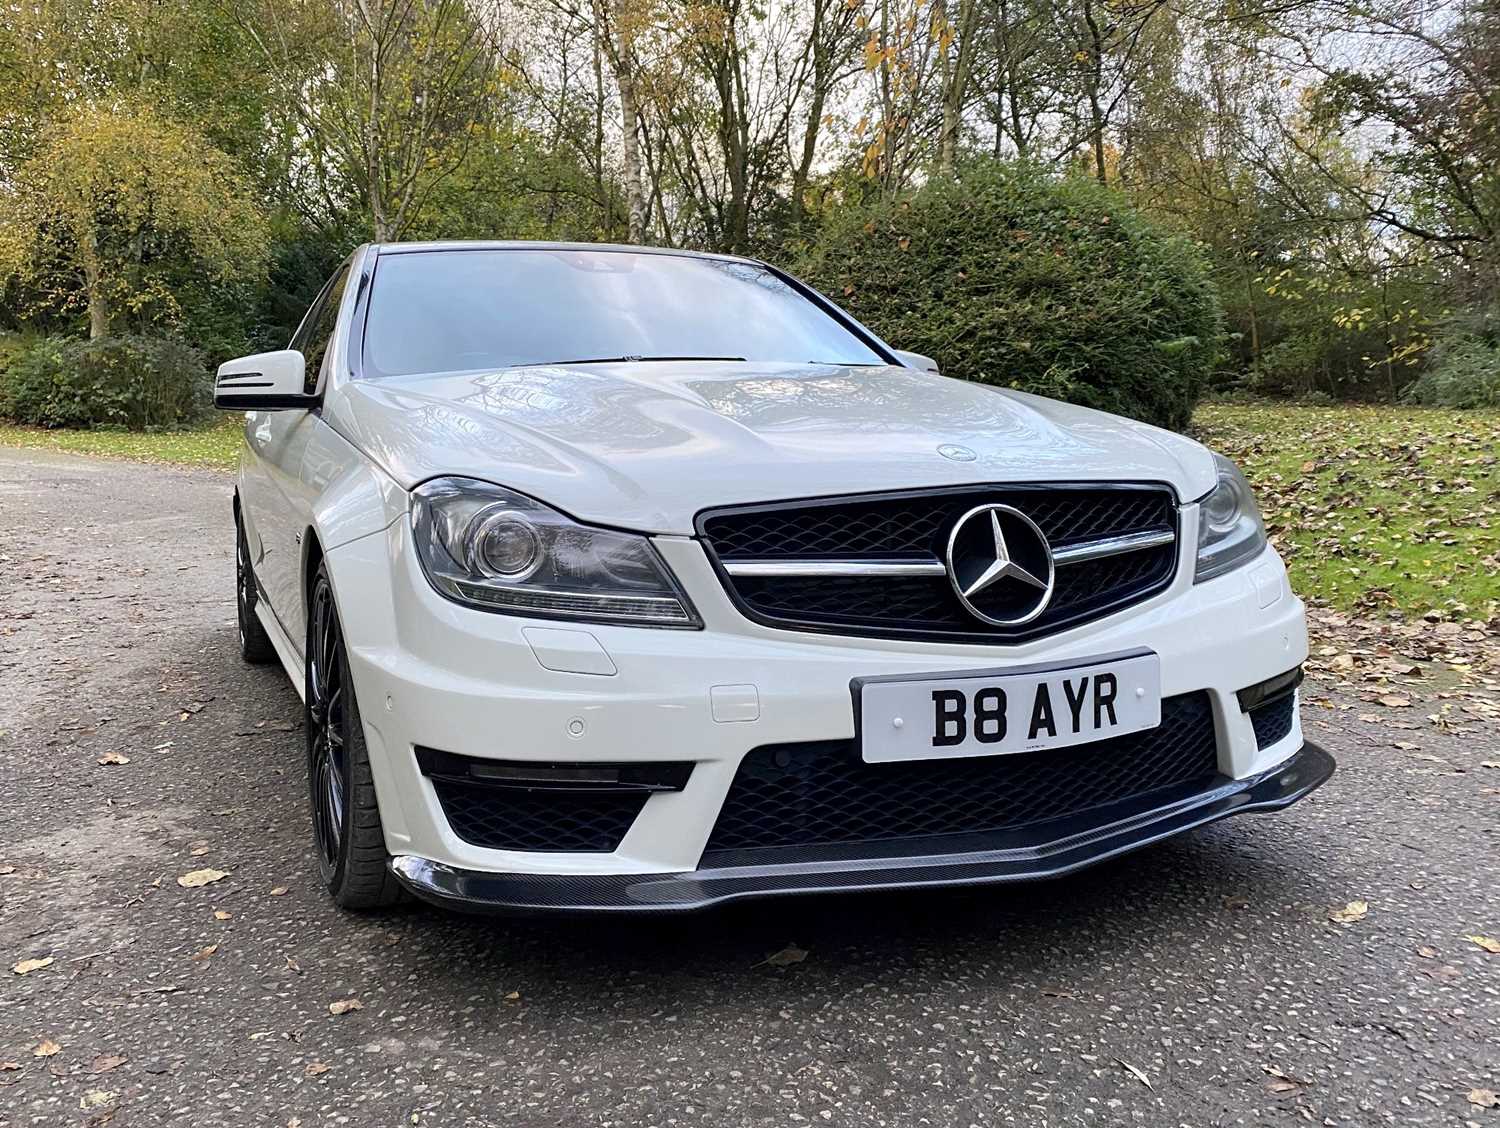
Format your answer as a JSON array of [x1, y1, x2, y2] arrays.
[[239, 263, 351, 649]]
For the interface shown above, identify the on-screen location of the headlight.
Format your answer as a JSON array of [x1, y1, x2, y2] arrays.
[[411, 477, 700, 628], [1193, 452, 1268, 582]]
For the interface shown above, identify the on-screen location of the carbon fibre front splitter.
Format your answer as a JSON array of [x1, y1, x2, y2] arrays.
[[388, 742, 1335, 915]]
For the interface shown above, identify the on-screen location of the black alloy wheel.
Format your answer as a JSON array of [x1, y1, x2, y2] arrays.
[[236, 511, 277, 665], [304, 564, 406, 908]]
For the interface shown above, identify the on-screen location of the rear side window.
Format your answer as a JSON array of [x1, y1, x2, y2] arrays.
[[291, 266, 350, 394]]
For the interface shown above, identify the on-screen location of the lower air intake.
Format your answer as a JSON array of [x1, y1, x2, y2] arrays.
[[704, 691, 1219, 857]]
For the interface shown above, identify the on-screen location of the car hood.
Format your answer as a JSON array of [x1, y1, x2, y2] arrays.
[[328, 361, 1215, 534]]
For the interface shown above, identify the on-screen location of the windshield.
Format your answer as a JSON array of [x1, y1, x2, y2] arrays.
[[360, 248, 886, 378]]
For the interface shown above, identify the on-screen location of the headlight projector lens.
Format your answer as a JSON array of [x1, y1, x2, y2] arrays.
[[468, 508, 542, 580]]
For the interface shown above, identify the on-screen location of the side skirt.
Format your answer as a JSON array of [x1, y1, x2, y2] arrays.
[[256, 601, 306, 702]]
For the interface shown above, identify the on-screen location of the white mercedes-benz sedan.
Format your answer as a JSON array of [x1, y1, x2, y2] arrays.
[[217, 240, 1333, 913]]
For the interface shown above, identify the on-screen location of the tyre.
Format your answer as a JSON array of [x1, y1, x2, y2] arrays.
[[305, 564, 407, 909], [236, 511, 278, 666]]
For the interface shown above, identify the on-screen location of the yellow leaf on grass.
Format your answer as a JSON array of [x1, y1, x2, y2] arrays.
[[1329, 900, 1369, 924], [177, 868, 229, 888], [12, 956, 54, 975], [1462, 934, 1500, 954]]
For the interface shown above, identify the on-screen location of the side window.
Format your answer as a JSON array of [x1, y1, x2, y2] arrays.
[[290, 266, 350, 395]]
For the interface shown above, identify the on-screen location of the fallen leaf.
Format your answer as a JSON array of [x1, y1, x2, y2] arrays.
[[33, 1040, 60, 1058], [1378, 695, 1412, 708], [213, 910, 231, 921], [762, 943, 808, 967], [304, 1061, 330, 1077], [1481, 760, 1500, 769], [328, 998, 363, 1016], [269, 886, 289, 896], [1263, 1064, 1310, 1094], [1470, 1088, 1500, 1109], [79, 1090, 115, 1110], [503, 990, 521, 1002], [0, 1061, 20, 1071], [1416, 945, 1439, 959], [1223, 895, 1250, 910], [176, 868, 228, 888], [189, 846, 209, 857], [1328, 900, 1369, 924], [190, 944, 218, 961], [96, 751, 130, 766], [284, 955, 302, 975], [12, 956, 54, 975], [1462, 934, 1500, 954], [0, 865, 14, 875], [1115, 1057, 1153, 1090], [89, 1054, 126, 1074]]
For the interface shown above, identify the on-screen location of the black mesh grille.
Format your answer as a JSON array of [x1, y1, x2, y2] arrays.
[[433, 781, 646, 852], [698, 484, 1177, 642], [1248, 694, 1296, 749], [704, 692, 1219, 855]]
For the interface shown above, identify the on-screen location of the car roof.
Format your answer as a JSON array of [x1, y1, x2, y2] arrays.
[[369, 239, 758, 265]]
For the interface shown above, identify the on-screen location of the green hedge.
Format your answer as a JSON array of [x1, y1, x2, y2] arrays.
[[1, 335, 211, 429], [796, 161, 1222, 430], [1404, 336, 1500, 408]]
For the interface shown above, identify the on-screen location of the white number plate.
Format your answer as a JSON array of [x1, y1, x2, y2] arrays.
[[856, 652, 1161, 763]]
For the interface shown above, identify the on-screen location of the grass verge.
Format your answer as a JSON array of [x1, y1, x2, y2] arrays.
[[1192, 403, 1499, 621], [0, 416, 242, 470]]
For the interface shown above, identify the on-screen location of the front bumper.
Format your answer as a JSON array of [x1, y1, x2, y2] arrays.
[[325, 506, 1314, 888], [388, 742, 1335, 913]]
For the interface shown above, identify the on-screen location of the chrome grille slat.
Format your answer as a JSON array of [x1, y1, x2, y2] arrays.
[[720, 527, 1178, 578]]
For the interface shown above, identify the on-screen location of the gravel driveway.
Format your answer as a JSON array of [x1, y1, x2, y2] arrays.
[[1, 446, 1496, 1127]]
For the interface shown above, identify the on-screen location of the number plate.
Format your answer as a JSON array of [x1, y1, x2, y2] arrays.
[[856, 651, 1161, 763]]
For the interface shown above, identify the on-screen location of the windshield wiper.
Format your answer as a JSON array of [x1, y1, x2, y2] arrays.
[[529, 355, 747, 366]]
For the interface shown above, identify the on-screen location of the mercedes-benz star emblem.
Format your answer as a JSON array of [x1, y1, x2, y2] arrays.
[[937, 443, 977, 463], [944, 503, 1056, 626]]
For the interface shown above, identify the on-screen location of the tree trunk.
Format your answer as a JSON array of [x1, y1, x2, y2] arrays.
[[595, 0, 649, 245], [83, 253, 110, 340], [1082, 0, 1108, 184], [935, 0, 976, 175]]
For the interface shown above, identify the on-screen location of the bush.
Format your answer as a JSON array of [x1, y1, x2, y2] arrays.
[[1, 334, 211, 429], [1404, 337, 1500, 408], [795, 160, 1222, 430]]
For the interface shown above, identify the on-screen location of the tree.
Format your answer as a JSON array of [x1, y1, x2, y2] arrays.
[[234, 0, 498, 241], [0, 104, 268, 338]]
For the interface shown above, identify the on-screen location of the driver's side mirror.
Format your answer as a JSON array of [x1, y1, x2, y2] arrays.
[[893, 349, 939, 375], [214, 350, 314, 411]]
